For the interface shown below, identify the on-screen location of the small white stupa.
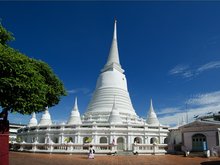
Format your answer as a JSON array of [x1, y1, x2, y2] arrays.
[[28, 112, 38, 127], [67, 97, 82, 125], [108, 98, 123, 124], [39, 107, 52, 125], [146, 99, 160, 125]]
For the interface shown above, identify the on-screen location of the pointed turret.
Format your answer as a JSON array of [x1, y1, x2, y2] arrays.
[[73, 97, 78, 110], [146, 99, 160, 125], [108, 98, 123, 124], [102, 20, 124, 73], [67, 97, 82, 125], [39, 107, 52, 125], [28, 112, 38, 127]]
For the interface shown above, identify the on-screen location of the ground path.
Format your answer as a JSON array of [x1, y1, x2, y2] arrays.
[[9, 152, 220, 165]]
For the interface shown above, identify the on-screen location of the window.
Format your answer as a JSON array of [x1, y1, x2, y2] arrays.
[[100, 137, 107, 143]]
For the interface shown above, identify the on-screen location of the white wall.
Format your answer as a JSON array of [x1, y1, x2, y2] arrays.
[[183, 131, 217, 151]]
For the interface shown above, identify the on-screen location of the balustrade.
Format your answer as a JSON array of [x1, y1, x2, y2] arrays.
[[12, 142, 167, 155], [12, 142, 117, 154], [133, 143, 167, 154]]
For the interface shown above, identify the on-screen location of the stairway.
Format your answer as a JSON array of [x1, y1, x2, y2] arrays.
[[116, 151, 134, 156], [188, 151, 205, 157]]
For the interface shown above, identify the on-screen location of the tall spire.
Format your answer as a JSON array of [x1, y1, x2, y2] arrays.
[[150, 99, 154, 113], [84, 20, 137, 122], [73, 97, 78, 111], [113, 19, 117, 40], [146, 99, 160, 125], [67, 97, 82, 125], [28, 112, 38, 127], [102, 19, 124, 73], [85, 20, 137, 122]]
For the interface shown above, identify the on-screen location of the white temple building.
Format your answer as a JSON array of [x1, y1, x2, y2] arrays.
[[168, 113, 220, 156], [16, 20, 169, 154]]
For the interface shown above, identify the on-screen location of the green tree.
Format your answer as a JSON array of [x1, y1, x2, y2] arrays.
[[0, 23, 14, 45], [0, 23, 67, 120]]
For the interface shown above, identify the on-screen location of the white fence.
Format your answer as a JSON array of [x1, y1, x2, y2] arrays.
[[11, 142, 168, 155], [12, 142, 117, 154], [133, 143, 168, 155]]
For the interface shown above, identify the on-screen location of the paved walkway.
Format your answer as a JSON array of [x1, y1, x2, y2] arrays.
[[9, 152, 220, 165]]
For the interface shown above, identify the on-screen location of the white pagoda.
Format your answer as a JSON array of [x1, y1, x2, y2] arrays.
[[84, 20, 137, 123], [17, 20, 169, 155]]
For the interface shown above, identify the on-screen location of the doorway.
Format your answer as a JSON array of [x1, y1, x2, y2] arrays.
[[117, 137, 124, 151], [192, 134, 207, 151]]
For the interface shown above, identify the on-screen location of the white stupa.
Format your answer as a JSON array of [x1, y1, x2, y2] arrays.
[[146, 99, 160, 125], [108, 98, 123, 124], [28, 112, 38, 127], [84, 20, 137, 122], [67, 97, 82, 125], [39, 107, 52, 125]]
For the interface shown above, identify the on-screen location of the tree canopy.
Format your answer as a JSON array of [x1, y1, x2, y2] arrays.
[[0, 23, 66, 117], [0, 23, 14, 45]]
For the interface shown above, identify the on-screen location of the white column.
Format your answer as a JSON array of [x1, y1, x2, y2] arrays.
[[145, 135, 149, 144], [127, 134, 132, 150], [110, 134, 116, 145], [218, 128, 220, 146], [159, 136, 163, 144], [93, 133, 98, 144], [77, 135, 80, 144], [59, 133, 64, 143], [77, 132, 81, 144]]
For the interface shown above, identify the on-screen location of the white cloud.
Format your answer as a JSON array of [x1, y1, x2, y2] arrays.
[[197, 61, 220, 73], [182, 71, 193, 78], [169, 64, 194, 79], [158, 111, 185, 126], [67, 88, 90, 95], [169, 60, 220, 79], [187, 91, 220, 106], [169, 64, 189, 75], [158, 90, 220, 126], [159, 104, 220, 126], [157, 107, 181, 115]]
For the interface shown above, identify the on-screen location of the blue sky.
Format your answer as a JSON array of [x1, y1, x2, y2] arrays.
[[1, 1, 220, 126]]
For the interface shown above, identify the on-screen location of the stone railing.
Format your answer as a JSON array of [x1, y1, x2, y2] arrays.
[[210, 146, 220, 157], [11, 142, 167, 155], [11, 142, 117, 154], [133, 143, 168, 155]]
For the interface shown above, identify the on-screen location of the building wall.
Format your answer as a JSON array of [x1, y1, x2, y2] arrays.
[[168, 129, 182, 145], [183, 130, 218, 151], [9, 124, 25, 142], [168, 120, 220, 155], [18, 124, 169, 151]]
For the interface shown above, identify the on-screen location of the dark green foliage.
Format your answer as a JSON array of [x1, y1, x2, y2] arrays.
[[0, 24, 66, 115], [0, 23, 14, 45]]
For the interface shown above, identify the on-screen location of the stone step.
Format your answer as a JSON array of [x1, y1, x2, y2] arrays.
[[116, 151, 134, 156], [188, 152, 206, 157]]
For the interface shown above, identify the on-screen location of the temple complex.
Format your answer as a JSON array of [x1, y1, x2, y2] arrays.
[[16, 20, 169, 154]]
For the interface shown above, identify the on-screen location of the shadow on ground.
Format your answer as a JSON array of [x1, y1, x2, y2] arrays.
[[201, 161, 220, 165]]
